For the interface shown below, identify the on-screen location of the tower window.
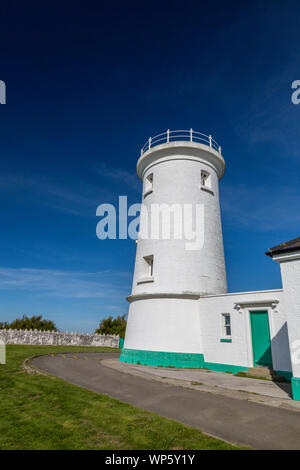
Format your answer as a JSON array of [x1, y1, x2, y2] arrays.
[[222, 313, 231, 337], [201, 170, 211, 188], [137, 255, 154, 284], [144, 173, 153, 197], [144, 255, 153, 277]]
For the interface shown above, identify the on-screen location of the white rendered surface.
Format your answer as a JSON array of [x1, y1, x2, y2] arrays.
[[132, 142, 227, 297], [124, 138, 293, 373], [199, 289, 291, 371], [275, 252, 300, 377], [124, 297, 202, 353]]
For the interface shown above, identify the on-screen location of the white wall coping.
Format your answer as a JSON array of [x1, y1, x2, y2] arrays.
[[127, 288, 284, 303], [201, 288, 283, 299]]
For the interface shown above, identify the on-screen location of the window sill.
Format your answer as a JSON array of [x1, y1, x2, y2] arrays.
[[137, 277, 154, 285], [200, 185, 214, 195], [143, 188, 153, 198], [220, 338, 232, 343]]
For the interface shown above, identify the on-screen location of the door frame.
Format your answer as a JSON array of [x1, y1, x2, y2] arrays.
[[242, 304, 277, 368], [249, 309, 273, 367]]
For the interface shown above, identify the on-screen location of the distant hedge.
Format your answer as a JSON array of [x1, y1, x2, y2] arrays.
[[0, 314, 57, 331], [95, 314, 127, 338]]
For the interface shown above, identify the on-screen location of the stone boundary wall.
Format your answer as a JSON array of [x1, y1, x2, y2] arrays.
[[0, 329, 119, 348]]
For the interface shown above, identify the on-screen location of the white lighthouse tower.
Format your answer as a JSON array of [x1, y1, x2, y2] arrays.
[[120, 129, 227, 367]]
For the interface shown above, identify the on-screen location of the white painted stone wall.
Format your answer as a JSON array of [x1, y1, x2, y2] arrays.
[[0, 329, 119, 348], [275, 252, 300, 377], [199, 289, 291, 371]]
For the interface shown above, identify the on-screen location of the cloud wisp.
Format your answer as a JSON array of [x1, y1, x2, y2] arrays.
[[221, 182, 300, 232], [0, 172, 116, 216], [0, 266, 131, 299], [96, 163, 141, 193]]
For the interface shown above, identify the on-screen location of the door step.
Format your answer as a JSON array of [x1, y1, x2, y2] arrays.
[[248, 367, 286, 381]]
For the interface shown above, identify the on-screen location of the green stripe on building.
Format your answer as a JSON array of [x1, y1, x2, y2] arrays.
[[120, 348, 248, 373], [120, 348, 204, 368], [291, 377, 300, 400], [275, 370, 292, 382]]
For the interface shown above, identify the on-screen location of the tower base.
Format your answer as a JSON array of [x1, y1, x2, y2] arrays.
[[120, 348, 204, 368], [123, 296, 203, 359], [120, 347, 249, 374]]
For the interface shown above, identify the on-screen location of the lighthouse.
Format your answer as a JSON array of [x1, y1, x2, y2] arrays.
[[120, 129, 227, 367]]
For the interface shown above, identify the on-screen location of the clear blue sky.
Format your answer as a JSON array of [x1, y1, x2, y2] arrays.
[[0, 1, 299, 331]]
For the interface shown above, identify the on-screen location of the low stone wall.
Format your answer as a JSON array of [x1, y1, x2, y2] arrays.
[[0, 329, 119, 348]]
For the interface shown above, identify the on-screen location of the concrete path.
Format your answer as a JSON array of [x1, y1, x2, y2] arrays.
[[104, 359, 295, 404], [31, 352, 300, 450]]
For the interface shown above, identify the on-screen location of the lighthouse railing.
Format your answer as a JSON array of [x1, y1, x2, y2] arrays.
[[141, 129, 222, 156]]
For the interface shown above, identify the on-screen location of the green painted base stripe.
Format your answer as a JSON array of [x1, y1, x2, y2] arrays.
[[291, 377, 300, 401], [220, 338, 232, 343], [203, 362, 248, 374], [120, 348, 248, 373], [275, 370, 292, 382], [120, 348, 204, 368]]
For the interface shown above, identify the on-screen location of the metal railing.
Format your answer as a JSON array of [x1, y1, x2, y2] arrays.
[[141, 129, 222, 156]]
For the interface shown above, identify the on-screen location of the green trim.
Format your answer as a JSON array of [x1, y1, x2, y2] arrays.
[[119, 337, 124, 349], [120, 348, 204, 368], [120, 348, 248, 374], [275, 370, 292, 382], [220, 338, 232, 343], [291, 377, 300, 401], [203, 362, 248, 374], [250, 310, 273, 368]]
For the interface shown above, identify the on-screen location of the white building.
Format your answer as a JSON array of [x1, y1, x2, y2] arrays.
[[120, 129, 300, 401]]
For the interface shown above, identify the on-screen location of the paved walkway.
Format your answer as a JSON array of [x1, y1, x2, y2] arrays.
[[31, 352, 300, 450], [104, 358, 294, 402]]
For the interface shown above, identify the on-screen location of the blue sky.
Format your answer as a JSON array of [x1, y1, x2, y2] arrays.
[[0, 1, 299, 331]]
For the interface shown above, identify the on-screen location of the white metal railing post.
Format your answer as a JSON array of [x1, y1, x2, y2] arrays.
[[141, 130, 221, 156]]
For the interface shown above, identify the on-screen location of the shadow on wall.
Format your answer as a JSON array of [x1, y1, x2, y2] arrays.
[[271, 321, 292, 397]]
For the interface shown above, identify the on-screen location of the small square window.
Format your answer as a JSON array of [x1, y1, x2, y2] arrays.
[[201, 170, 211, 188], [222, 313, 231, 337]]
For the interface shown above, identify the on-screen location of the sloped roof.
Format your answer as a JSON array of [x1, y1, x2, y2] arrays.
[[265, 237, 300, 257]]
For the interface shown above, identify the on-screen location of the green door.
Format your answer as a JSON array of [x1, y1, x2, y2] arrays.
[[250, 311, 273, 367]]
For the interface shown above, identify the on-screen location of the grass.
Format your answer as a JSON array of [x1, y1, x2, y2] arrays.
[[236, 372, 270, 381], [0, 345, 246, 450], [235, 371, 287, 382]]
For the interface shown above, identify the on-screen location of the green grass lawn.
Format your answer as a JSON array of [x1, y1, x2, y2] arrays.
[[0, 345, 244, 450]]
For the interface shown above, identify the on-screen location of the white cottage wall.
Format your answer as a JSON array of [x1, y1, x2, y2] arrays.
[[199, 289, 291, 373]]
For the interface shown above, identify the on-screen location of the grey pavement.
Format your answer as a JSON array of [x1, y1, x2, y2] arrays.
[[103, 358, 295, 403], [31, 352, 300, 450]]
